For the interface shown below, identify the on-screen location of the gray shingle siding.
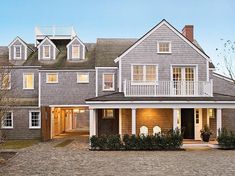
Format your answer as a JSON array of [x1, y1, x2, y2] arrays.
[[9, 39, 27, 60], [213, 74, 235, 96], [67, 38, 85, 60], [40, 71, 95, 106], [38, 39, 58, 60], [121, 24, 208, 88]]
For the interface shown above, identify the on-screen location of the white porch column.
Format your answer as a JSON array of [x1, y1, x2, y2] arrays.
[[89, 108, 97, 137], [131, 108, 136, 135], [173, 108, 179, 130], [216, 108, 222, 137], [119, 109, 122, 135]]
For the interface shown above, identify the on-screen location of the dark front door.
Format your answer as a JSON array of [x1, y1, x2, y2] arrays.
[[98, 109, 119, 136], [181, 109, 194, 139], [41, 106, 51, 142]]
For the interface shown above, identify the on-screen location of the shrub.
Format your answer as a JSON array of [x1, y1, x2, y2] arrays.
[[90, 129, 183, 151], [217, 128, 235, 149]]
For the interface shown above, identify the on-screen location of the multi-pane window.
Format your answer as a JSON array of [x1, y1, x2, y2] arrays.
[[103, 73, 114, 91], [102, 109, 115, 119], [195, 109, 200, 124], [29, 111, 40, 129], [43, 45, 50, 58], [77, 73, 89, 83], [157, 42, 171, 53], [209, 109, 215, 118], [2, 112, 13, 128], [185, 67, 194, 81], [132, 65, 157, 82], [46, 73, 58, 83], [23, 73, 34, 89], [14, 45, 21, 59], [1, 73, 11, 90], [72, 45, 80, 59]]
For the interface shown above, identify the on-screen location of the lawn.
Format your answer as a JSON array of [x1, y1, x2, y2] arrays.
[[0, 140, 39, 149]]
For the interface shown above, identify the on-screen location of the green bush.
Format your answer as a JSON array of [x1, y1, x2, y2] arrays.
[[90, 129, 183, 150], [217, 128, 235, 149]]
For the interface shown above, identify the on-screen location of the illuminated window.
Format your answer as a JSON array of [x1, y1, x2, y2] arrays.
[[23, 73, 34, 89], [43, 45, 51, 58], [209, 109, 215, 118], [2, 112, 13, 129], [103, 73, 114, 91], [132, 65, 157, 82], [77, 73, 89, 83], [195, 109, 199, 124], [72, 45, 80, 59], [14, 45, 21, 59], [46, 73, 58, 83], [133, 65, 144, 81], [102, 109, 114, 119], [1, 73, 11, 90], [157, 41, 171, 53], [29, 111, 40, 129]]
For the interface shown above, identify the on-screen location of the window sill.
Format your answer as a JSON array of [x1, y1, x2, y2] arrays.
[[23, 88, 34, 90], [29, 127, 41, 129], [102, 89, 115, 92], [1, 127, 13, 129]]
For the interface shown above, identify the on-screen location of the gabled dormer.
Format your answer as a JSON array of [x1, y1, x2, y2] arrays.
[[8, 36, 33, 60], [66, 36, 85, 60], [37, 37, 59, 60]]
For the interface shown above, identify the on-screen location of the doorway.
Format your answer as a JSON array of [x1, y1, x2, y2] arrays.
[[181, 109, 194, 139]]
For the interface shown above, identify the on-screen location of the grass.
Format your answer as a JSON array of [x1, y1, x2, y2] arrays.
[[54, 139, 74, 147], [0, 140, 39, 149]]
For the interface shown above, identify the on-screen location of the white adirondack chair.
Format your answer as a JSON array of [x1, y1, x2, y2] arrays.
[[140, 126, 148, 136], [153, 126, 161, 135]]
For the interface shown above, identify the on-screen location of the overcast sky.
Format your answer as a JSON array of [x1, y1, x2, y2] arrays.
[[0, 0, 234, 73]]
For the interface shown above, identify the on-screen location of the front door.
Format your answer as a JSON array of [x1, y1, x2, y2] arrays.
[[194, 109, 203, 140], [181, 109, 194, 139]]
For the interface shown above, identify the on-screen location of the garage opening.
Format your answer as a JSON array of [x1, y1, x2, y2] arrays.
[[51, 107, 89, 138]]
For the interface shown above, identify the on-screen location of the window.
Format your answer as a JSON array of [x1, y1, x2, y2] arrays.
[[209, 109, 215, 118], [1, 73, 11, 90], [46, 73, 58, 83], [72, 45, 80, 59], [1, 112, 13, 129], [157, 41, 171, 53], [43, 45, 51, 59], [103, 73, 115, 91], [195, 109, 200, 124], [23, 73, 34, 89], [14, 45, 21, 59], [102, 109, 115, 119], [132, 65, 158, 82], [77, 73, 89, 83], [29, 111, 40, 129]]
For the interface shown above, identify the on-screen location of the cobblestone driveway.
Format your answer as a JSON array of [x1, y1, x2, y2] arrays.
[[0, 135, 235, 176]]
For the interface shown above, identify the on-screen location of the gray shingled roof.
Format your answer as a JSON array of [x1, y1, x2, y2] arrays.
[[86, 92, 235, 102]]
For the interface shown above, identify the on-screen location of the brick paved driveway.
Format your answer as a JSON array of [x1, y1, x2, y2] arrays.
[[0, 135, 235, 176]]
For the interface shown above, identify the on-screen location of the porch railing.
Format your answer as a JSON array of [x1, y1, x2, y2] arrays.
[[123, 80, 213, 97]]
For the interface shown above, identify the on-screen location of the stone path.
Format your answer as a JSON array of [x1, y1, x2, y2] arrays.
[[0, 135, 235, 176]]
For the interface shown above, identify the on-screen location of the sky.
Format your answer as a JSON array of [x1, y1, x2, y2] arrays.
[[0, 0, 235, 73]]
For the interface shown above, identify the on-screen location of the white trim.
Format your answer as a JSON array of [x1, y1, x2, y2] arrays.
[[71, 45, 80, 59], [213, 73, 234, 83], [46, 73, 59, 84], [173, 108, 178, 130], [119, 60, 122, 92], [206, 61, 209, 82], [66, 36, 85, 60], [13, 45, 22, 59], [42, 45, 51, 59], [39, 69, 95, 72], [102, 73, 115, 91], [1, 111, 13, 129], [23, 72, 34, 90], [38, 72, 41, 107], [95, 68, 98, 97], [131, 108, 136, 135], [95, 67, 118, 69], [29, 110, 41, 129], [114, 20, 210, 63], [77, 72, 89, 83], [216, 108, 222, 137], [157, 41, 172, 54], [170, 64, 198, 81]]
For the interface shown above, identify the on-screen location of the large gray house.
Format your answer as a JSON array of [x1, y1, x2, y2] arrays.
[[1, 20, 235, 141]]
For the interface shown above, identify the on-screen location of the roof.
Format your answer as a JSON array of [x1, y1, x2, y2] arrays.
[[86, 92, 235, 102]]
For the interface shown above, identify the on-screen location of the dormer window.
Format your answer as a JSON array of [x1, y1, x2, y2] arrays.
[[43, 45, 51, 59], [72, 45, 80, 59], [157, 41, 171, 53], [14, 45, 21, 59]]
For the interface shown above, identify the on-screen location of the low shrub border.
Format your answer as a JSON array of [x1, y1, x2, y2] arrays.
[[217, 128, 235, 150], [90, 129, 183, 151]]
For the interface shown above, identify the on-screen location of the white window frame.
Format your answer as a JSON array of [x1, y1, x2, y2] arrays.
[[1, 73, 11, 90], [131, 64, 158, 84], [23, 73, 34, 90], [29, 111, 41, 129], [46, 73, 59, 84], [72, 45, 80, 59], [77, 72, 89, 83], [42, 45, 51, 59], [1, 111, 13, 129], [13, 45, 22, 59], [157, 41, 172, 54], [102, 73, 115, 91]]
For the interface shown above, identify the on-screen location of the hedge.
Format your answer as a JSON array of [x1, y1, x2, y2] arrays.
[[90, 129, 183, 151], [217, 128, 235, 149]]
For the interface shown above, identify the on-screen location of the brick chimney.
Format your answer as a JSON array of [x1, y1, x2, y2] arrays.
[[182, 25, 194, 42]]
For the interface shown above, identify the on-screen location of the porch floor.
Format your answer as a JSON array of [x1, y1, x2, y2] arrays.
[[183, 139, 218, 145]]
